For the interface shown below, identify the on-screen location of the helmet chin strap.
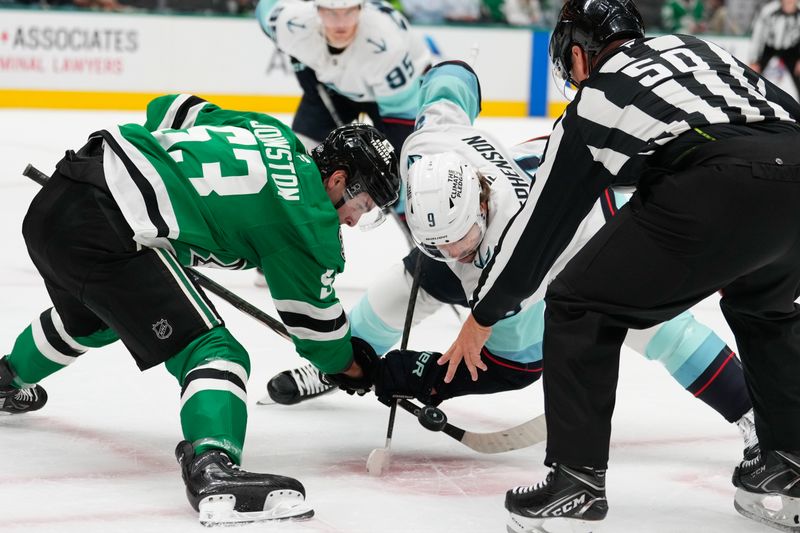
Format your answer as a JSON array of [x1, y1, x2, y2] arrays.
[[334, 195, 346, 209]]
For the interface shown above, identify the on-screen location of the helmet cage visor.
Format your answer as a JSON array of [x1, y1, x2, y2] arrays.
[[341, 183, 388, 230], [413, 217, 486, 263], [549, 18, 574, 83]]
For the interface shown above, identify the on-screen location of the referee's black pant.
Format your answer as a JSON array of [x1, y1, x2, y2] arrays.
[[542, 131, 800, 469]]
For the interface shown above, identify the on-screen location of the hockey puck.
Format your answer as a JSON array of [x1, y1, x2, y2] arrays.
[[417, 405, 447, 432]]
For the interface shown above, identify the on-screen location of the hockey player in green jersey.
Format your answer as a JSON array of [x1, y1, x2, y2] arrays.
[[0, 94, 399, 525]]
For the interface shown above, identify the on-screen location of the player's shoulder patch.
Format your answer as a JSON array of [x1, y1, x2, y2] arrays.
[[338, 226, 345, 261], [275, 2, 320, 43]]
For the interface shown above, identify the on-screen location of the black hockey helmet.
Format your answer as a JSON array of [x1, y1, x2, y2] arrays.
[[550, 0, 645, 84], [311, 123, 400, 210]]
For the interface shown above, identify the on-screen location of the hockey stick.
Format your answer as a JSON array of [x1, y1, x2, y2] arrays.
[[21, 163, 546, 454], [366, 252, 424, 476], [317, 83, 345, 128]]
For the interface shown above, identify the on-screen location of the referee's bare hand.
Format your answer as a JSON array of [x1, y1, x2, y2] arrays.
[[439, 313, 491, 383]]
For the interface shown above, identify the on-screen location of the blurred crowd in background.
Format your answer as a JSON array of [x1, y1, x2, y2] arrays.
[[0, 0, 774, 36]]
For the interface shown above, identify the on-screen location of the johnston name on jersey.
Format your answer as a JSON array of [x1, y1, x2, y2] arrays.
[[95, 94, 352, 373]]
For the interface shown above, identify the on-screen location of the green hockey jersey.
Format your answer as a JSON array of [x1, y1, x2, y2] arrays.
[[96, 94, 352, 373]]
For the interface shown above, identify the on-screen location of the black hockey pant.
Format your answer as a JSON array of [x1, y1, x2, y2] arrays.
[[542, 132, 800, 469], [21, 164, 223, 370]]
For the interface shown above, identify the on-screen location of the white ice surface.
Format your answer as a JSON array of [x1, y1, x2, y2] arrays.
[[0, 110, 773, 533]]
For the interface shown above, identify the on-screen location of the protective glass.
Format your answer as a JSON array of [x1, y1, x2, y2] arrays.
[[342, 188, 387, 230], [552, 67, 580, 101], [414, 222, 485, 263]]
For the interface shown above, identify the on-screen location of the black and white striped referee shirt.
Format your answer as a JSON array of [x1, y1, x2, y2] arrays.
[[750, 1, 800, 62], [470, 33, 800, 327]]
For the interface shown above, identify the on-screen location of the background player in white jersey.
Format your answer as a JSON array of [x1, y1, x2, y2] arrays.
[[0, 95, 397, 525], [266, 60, 758, 461], [255, 0, 432, 153]]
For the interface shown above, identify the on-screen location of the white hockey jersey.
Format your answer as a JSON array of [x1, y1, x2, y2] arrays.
[[256, 0, 431, 119], [401, 63, 607, 314]]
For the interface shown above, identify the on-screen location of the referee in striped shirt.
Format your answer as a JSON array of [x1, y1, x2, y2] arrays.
[[436, 0, 800, 530], [750, 0, 800, 98]]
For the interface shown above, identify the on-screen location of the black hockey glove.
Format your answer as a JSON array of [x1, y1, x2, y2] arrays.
[[321, 337, 379, 396], [372, 349, 446, 407]]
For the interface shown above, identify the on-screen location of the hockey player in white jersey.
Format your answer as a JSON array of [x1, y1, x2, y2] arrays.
[[255, 0, 431, 153], [266, 60, 758, 463]]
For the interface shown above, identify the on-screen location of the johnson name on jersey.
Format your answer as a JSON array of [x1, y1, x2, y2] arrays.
[[401, 62, 607, 309]]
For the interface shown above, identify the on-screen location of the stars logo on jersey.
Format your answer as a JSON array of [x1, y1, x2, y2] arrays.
[[189, 250, 249, 270]]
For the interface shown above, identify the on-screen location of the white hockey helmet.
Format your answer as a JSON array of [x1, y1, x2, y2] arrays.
[[406, 152, 487, 262], [314, 0, 364, 8]]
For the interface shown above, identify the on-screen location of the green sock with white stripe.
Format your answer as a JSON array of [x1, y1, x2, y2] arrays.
[[5, 308, 118, 387], [165, 327, 250, 464]]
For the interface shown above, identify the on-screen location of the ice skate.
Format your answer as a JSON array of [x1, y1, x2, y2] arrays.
[[737, 408, 760, 461], [732, 450, 800, 532], [175, 441, 313, 526], [0, 357, 47, 415], [259, 363, 336, 405], [505, 464, 607, 533]]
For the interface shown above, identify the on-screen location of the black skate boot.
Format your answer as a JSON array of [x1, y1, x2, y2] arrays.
[[175, 441, 313, 526], [732, 450, 800, 532], [505, 464, 608, 533], [0, 357, 47, 415], [261, 363, 335, 405]]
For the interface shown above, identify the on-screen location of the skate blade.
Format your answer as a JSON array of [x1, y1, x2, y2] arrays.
[[507, 513, 600, 533], [734, 488, 800, 532], [256, 394, 277, 405], [198, 490, 313, 526]]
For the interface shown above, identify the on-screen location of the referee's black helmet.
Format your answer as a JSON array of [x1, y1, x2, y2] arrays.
[[550, 0, 645, 85]]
